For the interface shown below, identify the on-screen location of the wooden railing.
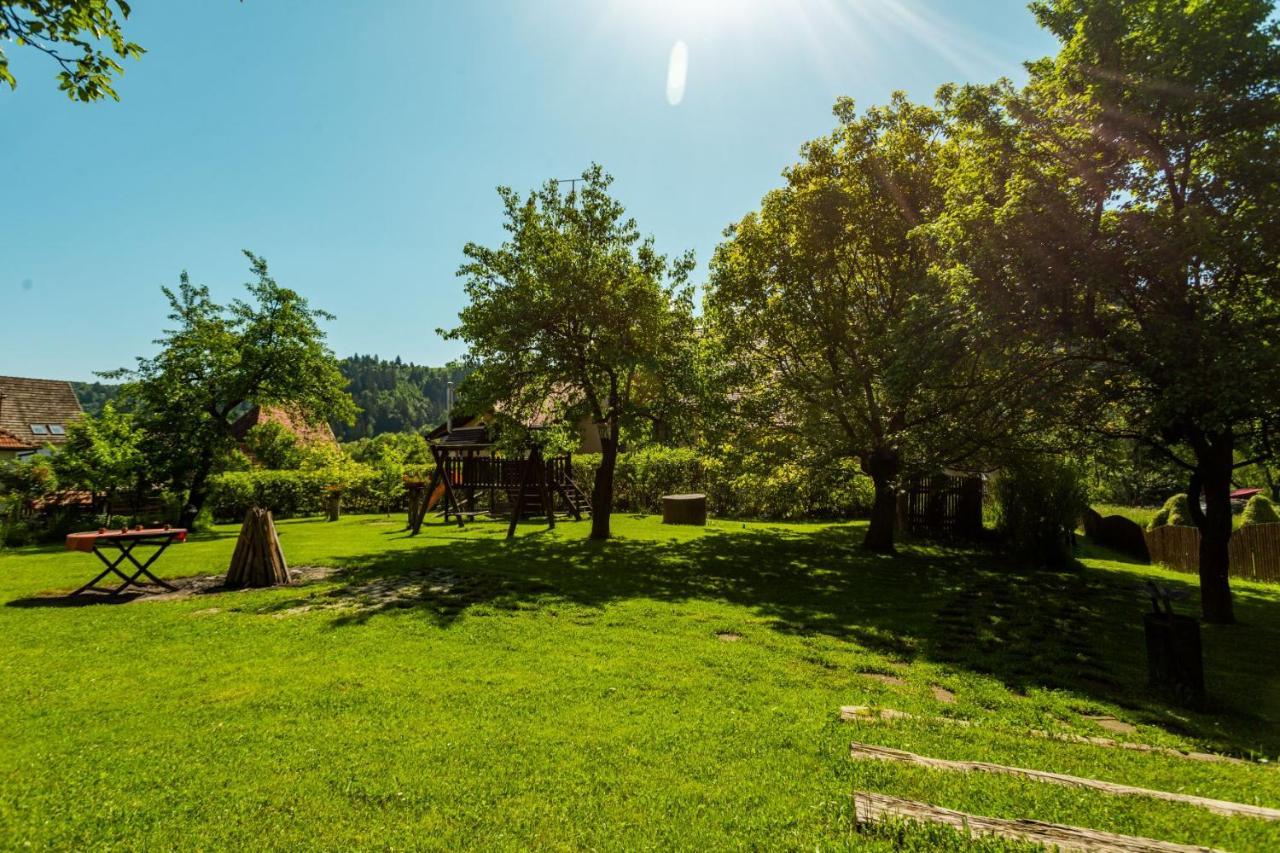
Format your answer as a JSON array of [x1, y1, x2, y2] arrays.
[[1144, 523, 1280, 584]]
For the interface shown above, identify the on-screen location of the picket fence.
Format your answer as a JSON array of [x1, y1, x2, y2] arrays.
[[1144, 523, 1280, 584]]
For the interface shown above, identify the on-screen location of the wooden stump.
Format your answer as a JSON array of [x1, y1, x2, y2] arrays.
[[225, 508, 291, 588], [662, 494, 707, 526]]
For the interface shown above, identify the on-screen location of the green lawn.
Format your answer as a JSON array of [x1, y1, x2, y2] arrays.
[[2, 514, 1279, 850]]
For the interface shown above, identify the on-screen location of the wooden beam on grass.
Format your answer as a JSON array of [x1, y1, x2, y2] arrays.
[[849, 742, 1280, 821], [853, 791, 1220, 853], [838, 707, 1247, 765]]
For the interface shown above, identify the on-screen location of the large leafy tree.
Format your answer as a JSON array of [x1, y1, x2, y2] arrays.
[[943, 0, 1280, 622], [446, 165, 696, 540], [0, 1, 144, 100], [111, 252, 356, 528], [706, 95, 1031, 552], [52, 401, 145, 516]]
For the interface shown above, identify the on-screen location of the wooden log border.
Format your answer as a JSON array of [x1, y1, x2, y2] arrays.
[[849, 742, 1280, 821], [838, 706, 1249, 765], [853, 791, 1220, 853]]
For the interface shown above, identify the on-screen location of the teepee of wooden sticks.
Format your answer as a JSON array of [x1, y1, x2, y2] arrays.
[[225, 507, 291, 588]]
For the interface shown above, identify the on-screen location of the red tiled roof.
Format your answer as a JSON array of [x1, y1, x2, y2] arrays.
[[0, 428, 35, 451], [230, 404, 338, 447]]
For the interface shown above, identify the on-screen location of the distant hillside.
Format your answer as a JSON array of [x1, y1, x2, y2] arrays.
[[71, 381, 122, 416], [70, 356, 470, 440], [337, 354, 471, 441]]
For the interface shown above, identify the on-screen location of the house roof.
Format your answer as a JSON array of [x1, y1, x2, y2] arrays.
[[0, 376, 84, 447], [230, 405, 338, 447], [0, 428, 35, 452]]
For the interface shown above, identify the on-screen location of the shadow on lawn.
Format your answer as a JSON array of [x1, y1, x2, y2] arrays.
[[269, 520, 1280, 753]]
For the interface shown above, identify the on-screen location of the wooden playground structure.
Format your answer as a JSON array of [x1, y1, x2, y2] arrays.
[[406, 426, 591, 539]]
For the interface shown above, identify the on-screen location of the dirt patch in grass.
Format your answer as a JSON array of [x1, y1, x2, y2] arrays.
[[716, 631, 743, 642]]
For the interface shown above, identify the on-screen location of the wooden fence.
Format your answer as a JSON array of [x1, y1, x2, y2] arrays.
[[1144, 523, 1280, 584], [900, 474, 984, 541]]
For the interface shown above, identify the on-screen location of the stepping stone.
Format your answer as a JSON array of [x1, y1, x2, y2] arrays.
[[1085, 715, 1137, 735], [931, 685, 956, 704], [716, 631, 742, 642], [862, 672, 907, 687]]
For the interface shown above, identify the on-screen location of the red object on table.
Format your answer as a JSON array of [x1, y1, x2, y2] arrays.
[[64, 528, 188, 595]]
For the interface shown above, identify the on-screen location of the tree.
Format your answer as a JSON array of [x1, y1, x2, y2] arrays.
[[110, 251, 357, 528], [52, 401, 145, 516], [0, 1, 144, 101], [446, 165, 696, 540], [242, 422, 305, 470], [943, 0, 1280, 622], [706, 95, 1026, 553]]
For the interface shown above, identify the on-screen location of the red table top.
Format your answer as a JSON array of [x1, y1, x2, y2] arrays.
[[65, 528, 188, 552]]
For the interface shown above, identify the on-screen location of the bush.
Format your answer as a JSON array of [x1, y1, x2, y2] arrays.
[[994, 456, 1088, 568], [571, 447, 874, 520], [1149, 493, 1193, 529], [1242, 493, 1280, 526]]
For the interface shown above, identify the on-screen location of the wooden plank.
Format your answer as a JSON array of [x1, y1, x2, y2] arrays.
[[838, 707, 1246, 765], [853, 791, 1220, 853], [849, 742, 1280, 820]]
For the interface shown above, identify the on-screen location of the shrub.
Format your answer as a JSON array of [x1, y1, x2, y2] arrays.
[[1242, 493, 1280, 526], [1149, 493, 1193, 529], [994, 456, 1089, 568], [572, 447, 873, 520]]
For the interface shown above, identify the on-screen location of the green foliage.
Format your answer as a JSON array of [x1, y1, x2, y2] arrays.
[[336, 354, 471, 440], [995, 456, 1089, 568], [1242, 494, 1280, 527], [107, 251, 357, 526], [70, 381, 122, 416], [0, 456, 58, 547], [571, 447, 873, 520], [1150, 494, 1193, 530], [446, 164, 696, 539], [705, 94, 1029, 551], [0, 1, 145, 100], [242, 422, 305, 470], [52, 402, 145, 501]]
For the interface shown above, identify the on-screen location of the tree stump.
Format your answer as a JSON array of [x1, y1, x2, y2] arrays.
[[225, 508, 291, 588], [662, 493, 707, 526]]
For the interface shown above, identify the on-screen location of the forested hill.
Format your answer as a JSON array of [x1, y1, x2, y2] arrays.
[[72, 356, 470, 440], [336, 354, 471, 441]]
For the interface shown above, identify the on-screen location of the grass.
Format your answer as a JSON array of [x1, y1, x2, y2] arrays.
[[2, 513, 1279, 850]]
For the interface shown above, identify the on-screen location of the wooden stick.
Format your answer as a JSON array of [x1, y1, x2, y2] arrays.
[[853, 791, 1221, 853], [838, 707, 1247, 765], [849, 742, 1280, 821]]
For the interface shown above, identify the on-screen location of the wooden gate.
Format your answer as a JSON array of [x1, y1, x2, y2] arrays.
[[902, 474, 984, 540]]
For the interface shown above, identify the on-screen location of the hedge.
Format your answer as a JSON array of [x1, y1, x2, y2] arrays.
[[208, 447, 876, 523], [571, 446, 874, 520]]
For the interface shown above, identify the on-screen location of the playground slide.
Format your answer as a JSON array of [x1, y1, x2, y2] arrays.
[[426, 471, 461, 511]]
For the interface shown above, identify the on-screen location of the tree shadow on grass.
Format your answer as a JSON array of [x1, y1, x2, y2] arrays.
[[264, 519, 1280, 754]]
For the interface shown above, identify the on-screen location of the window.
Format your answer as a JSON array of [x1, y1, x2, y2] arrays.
[[30, 424, 48, 435], [48, 424, 65, 435]]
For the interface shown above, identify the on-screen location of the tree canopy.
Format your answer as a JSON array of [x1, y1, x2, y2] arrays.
[[706, 94, 1032, 552], [109, 251, 356, 528], [940, 0, 1280, 621], [0, 1, 143, 100], [446, 165, 695, 539]]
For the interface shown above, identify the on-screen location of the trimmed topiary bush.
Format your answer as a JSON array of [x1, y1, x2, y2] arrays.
[[1242, 493, 1280, 526], [1149, 493, 1193, 529]]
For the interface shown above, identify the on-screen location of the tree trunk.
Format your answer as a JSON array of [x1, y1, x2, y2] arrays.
[[862, 446, 901, 553], [1188, 438, 1235, 625], [178, 445, 215, 530], [591, 434, 617, 541]]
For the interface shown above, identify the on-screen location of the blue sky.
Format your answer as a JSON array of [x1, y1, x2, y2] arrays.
[[1, 0, 1058, 381]]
